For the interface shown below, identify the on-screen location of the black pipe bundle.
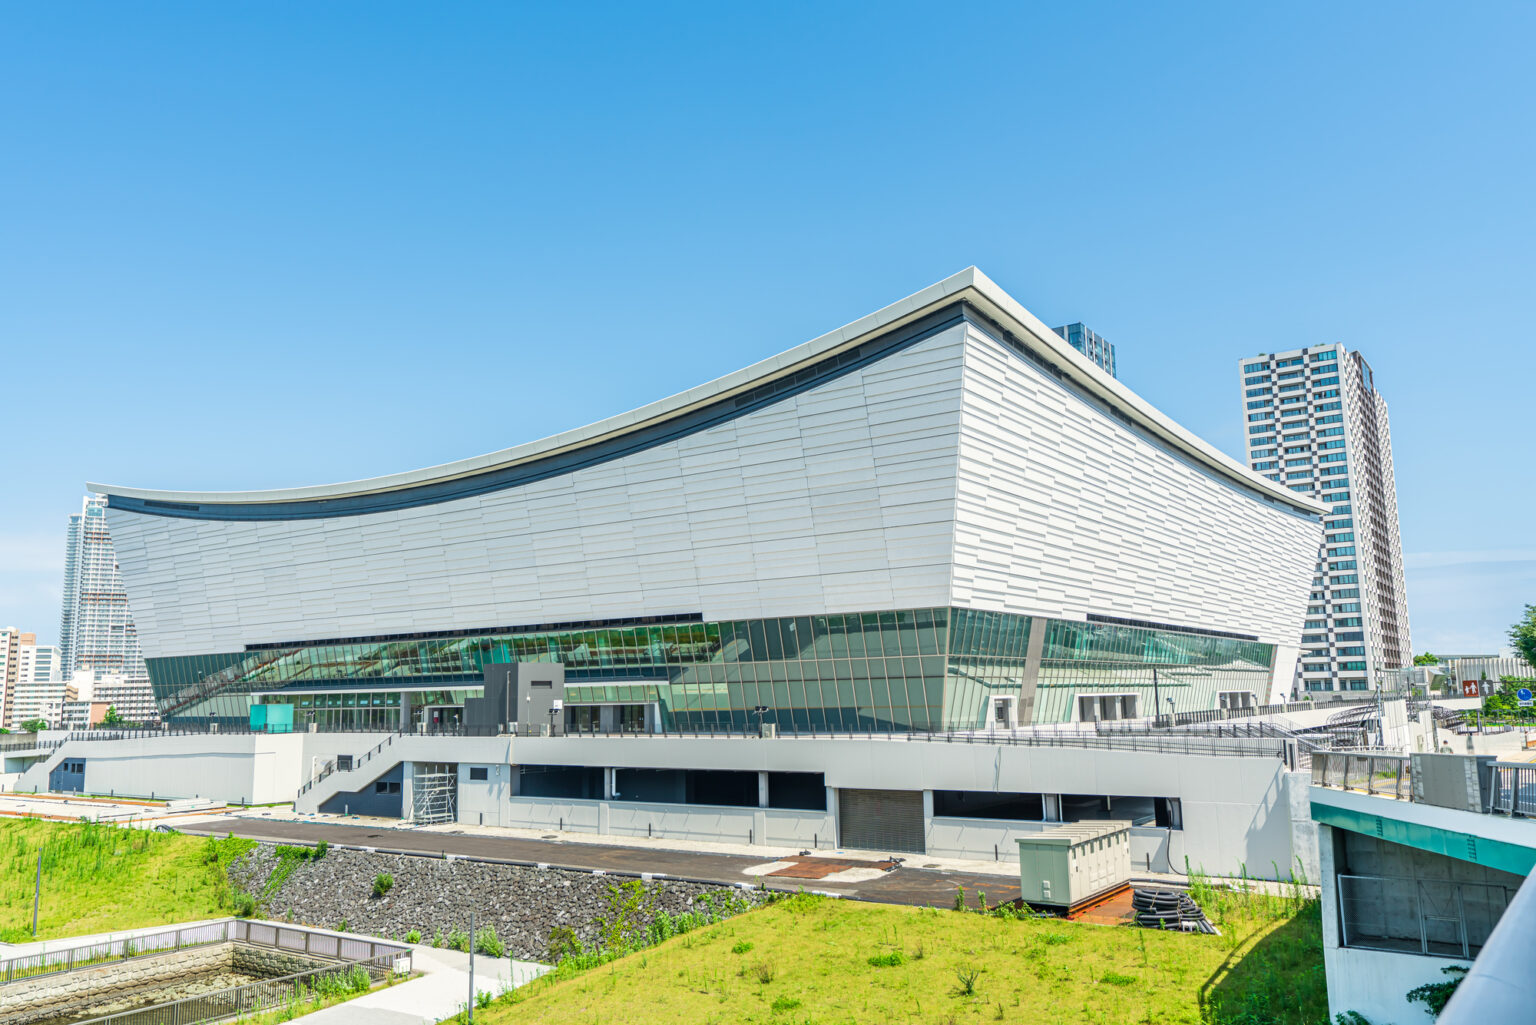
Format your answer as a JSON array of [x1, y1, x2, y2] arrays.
[[1131, 888, 1220, 935]]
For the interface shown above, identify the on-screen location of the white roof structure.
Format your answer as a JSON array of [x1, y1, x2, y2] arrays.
[[91, 268, 1324, 517]]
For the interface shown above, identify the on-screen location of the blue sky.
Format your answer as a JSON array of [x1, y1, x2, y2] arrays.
[[2, 3, 1531, 654]]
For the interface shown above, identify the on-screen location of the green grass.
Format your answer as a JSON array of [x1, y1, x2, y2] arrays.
[[476, 890, 1327, 1025], [0, 819, 255, 941]]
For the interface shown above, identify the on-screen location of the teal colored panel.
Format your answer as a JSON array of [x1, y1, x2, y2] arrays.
[[1311, 800, 1536, 876]]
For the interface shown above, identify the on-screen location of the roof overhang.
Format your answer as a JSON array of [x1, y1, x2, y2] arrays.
[[90, 268, 1327, 518]]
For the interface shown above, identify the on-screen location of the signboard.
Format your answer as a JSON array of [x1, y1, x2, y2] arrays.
[[550, 699, 564, 712], [1462, 680, 1480, 698], [1518, 688, 1532, 708]]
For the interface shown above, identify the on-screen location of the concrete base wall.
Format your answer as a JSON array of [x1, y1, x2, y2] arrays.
[[501, 795, 835, 849], [1322, 945, 1447, 1024], [15, 733, 396, 804], [1318, 822, 1464, 1024]]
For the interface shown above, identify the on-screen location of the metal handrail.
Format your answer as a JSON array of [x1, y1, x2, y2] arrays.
[[1309, 750, 1411, 799], [70, 950, 403, 1025], [0, 918, 410, 985], [1488, 762, 1536, 817], [298, 732, 402, 795]]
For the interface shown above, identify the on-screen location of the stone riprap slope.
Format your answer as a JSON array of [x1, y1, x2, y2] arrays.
[[229, 844, 764, 961]]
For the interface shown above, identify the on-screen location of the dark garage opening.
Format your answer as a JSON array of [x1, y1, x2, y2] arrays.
[[1060, 794, 1180, 828], [518, 765, 604, 799], [767, 772, 826, 810], [933, 790, 1045, 820]]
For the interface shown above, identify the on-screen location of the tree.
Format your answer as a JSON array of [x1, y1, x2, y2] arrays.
[[1413, 652, 1440, 666], [1483, 675, 1536, 716], [1511, 605, 1536, 671], [20, 719, 48, 734], [101, 706, 127, 727]]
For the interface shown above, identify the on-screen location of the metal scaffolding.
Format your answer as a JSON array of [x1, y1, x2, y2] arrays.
[[411, 764, 457, 824]]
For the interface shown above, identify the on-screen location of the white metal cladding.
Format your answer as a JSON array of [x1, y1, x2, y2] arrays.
[[951, 323, 1322, 648], [105, 324, 972, 659], [106, 316, 1323, 666]]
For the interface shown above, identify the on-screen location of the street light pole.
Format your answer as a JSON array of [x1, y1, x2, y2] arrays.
[[467, 908, 475, 1024], [32, 850, 42, 937], [1152, 667, 1161, 724]]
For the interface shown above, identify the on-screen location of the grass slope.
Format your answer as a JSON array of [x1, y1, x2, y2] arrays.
[[483, 890, 1326, 1025], [0, 819, 254, 941]]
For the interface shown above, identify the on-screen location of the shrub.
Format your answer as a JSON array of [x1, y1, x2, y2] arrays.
[[474, 926, 505, 958], [1407, 966, 1468, 1017], [955, 963, 983, 996], [753, 960, 777, 984], [232, 892, 257, 918], [1100, 971, 1136, 986], [953, 887, 967, 912], [446, 928, 470, 953], [432, 929, 445, 949], [314, 839, 328, 860], [867, 951, 906, 967], [731, 941, 754, 954], [771, 996, 802, 1012], [405, 929, 422, 944], [373, 873, 394, 898], [337, 918, 350, 933]]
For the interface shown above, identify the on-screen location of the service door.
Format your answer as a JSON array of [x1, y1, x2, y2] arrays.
[[838, 788, 925, 854]]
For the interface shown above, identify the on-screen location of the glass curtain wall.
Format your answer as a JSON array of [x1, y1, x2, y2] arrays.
[[149, 609, 1276, 730], [1033, 620, 1276, 723]]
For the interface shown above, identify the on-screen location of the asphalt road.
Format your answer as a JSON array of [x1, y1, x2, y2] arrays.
[[184, 817, 1021, 908]]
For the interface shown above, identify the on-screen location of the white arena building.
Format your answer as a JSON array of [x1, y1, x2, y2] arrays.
[[14, 269, 1333, 872]]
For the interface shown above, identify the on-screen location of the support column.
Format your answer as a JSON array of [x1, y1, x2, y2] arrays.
[[1043, 793, 1061, 823], [603, 767, 617, 800], [400, 761, 415, 822], [757, 771, 770, 808], [1017, 617, 1048, 726], [826, 788, 840, 849], [399, 693, 413, 732]]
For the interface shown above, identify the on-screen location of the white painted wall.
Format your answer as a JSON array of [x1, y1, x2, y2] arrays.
[[496, 794, 835, 849], [18, 732, 393, 804], [503, 735, 1298, 875]]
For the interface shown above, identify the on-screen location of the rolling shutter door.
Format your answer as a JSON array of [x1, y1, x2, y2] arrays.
[[838, 788, 925, 854]]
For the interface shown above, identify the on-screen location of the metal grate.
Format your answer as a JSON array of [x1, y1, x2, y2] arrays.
[[838, 788, 925, 854]]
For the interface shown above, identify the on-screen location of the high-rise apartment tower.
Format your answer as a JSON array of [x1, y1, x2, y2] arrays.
[[1052, 323, 1117, 377], [58, 494, 157, 721], [1238, 345, 1410, 693]]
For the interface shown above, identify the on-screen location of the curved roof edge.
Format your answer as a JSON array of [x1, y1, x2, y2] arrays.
[[90, 267, 1327, 518]]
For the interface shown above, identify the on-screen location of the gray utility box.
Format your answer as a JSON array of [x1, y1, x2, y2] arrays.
[[1017, 821, 1133, 910]]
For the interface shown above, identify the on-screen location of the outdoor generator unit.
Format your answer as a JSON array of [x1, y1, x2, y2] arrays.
[[1016, 821, 1133, 910]]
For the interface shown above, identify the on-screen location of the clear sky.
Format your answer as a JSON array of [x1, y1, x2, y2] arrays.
[[2, 3, 1531, 654]]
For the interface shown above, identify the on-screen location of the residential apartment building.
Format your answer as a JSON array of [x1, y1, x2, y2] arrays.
[[1051, 323, 1116, 377], [10, 640, 65, 728], [0, 630, 63, 728], [1238, 344, 1411, 693], [58, 494, 159, 724]]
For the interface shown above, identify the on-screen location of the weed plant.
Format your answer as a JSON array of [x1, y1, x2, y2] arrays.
[[0, 819, 255, 940]]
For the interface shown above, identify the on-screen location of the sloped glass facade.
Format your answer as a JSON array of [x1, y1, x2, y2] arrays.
[[147, 608, 1274, 730]]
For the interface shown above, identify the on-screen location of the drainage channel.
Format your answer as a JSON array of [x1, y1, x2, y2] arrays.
[[0, 921, 412, 1025]]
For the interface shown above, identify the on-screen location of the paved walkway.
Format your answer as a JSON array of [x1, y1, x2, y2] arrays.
[[183, 816, 1025, 907], [299, 946, 546, 1024]]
